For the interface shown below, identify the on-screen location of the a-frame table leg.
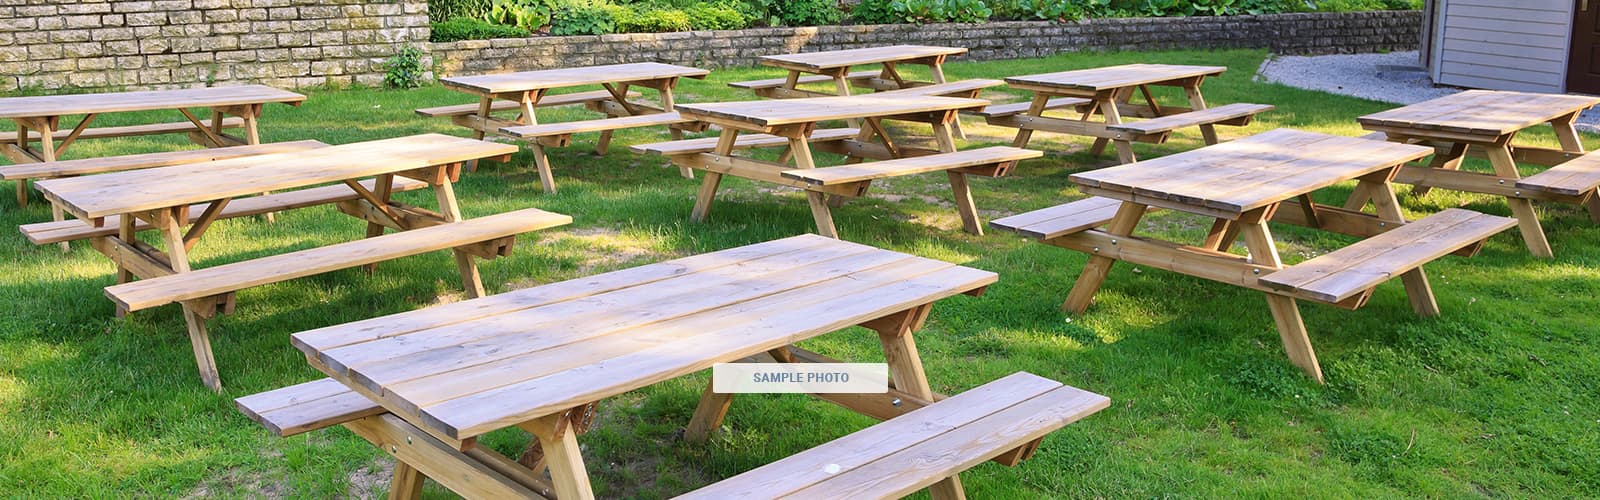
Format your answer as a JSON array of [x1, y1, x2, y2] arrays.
[[520, 411, 596, 500], [146, 207, 223, 391], [865, 304, 965, 499], [432, 173, 486, 298], [690, 129, 739, 223], [1061, 201, 1147, 313], [1484, 141, 1554, 258], [1235, 207, 1325, 384]]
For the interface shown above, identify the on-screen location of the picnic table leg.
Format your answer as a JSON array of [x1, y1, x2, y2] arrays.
[[1009, 94, 1052, 148], [866, 304, 965, 499], [657, 84, 695, 179], [434, 175, 487, 298], [1484, 142, 1554, 258], [1090, 89, 1132, 157], [361, 174, 397, 273], [1359, 170, 1441, 316], [932, 120, 983, 235], [521, 411, 597, 500], [1203, 218, 1238, 251], [473, 97, 493, 141], [1061, 201, 1147, 314], [1406, 143, 1468, 198], [387, 462, 426, 500], [1235, 210, 1325, 384], [1098, 94, 1138, 165], [684, 378, 734, 443], [1184, 83, 1220, 145], [928, 61, 967, 140], [26, 120, 73, 251], [149, 207, 224, 391], [691, 130, 739, 223]]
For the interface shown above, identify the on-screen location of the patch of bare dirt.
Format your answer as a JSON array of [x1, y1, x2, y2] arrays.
[[345, 460, 392, 499], [183, 467, 288, 499]]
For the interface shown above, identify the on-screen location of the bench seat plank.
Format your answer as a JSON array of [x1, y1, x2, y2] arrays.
[[676, 372, 1109, 499], [1516, 153, 1600, 196], [1259, 208, 1516, 303], [0, 117, 245, 143], [782, 146, 1041, 186], [20, 177, 429, 245], [1106, 103, 1274, 135], [0, 140, 327, 180], [413, 90, 640, 117], [235, 378, 384, 437], [498, 111, 689, 139], [876, 79, 1004, 97], [104, 207, 572, 312], [630, 128, 859, 156], [969, 97, 1093, 118], [728, 71, 879, 90], [989, 196, 1130, 240]]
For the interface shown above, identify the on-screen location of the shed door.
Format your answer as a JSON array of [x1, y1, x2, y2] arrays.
[[1572, 0, 1600, 93]]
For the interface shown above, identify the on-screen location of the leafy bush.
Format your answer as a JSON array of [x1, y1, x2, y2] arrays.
[[684, 2, 753, 30], [888, 0, 993, 23], [383, 46, 427, 89], [615, 7, 692, 32], [431, 16, 530, 42], [777, 0, 844, 26], [850, 0, 899, 24], [430, 0, 495, 21], [550, 0, 624, 35], [485, 0, 554, 31]]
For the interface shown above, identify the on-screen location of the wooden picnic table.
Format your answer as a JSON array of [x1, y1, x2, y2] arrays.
[[0, 85, 306, 208], [428, 62, 710, 192], [668, 94, 1041, 237], [33, 134, 567, 391], [990, 64, 1271, 164], [739, 45, 971, 135], [991, 129, 1516, 383], [1356, 90, 1600, 258], [284, 234, 998, 499]]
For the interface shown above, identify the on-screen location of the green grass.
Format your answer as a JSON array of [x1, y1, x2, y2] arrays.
[[2, 49, 1597, 498]]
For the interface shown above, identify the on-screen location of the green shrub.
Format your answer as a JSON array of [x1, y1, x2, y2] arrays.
[[887, 0, 993, 23], [430, 0, 495, 22], [383, 46, 427, 89], [777, 0, 843, 26], [550, 0, 624, 35], [850, 0, 898, 24], [485, 0, 555, 31], [431, 16, 530, 42], [684, 2, 752, 30], [615, 6, 693, 33]]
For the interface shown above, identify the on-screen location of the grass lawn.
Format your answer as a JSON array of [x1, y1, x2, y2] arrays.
[[1, 48, 1597, 498]]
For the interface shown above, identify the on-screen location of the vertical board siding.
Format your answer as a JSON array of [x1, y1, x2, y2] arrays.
[[1435, 0, 1573, 93]]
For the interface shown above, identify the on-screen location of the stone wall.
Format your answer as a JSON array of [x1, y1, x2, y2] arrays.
[[0, 0, 430, 92], [434, 11, 1421, 77]]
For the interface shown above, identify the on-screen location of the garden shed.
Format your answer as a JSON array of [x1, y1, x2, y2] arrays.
[[1422, 0, 1598, 94]]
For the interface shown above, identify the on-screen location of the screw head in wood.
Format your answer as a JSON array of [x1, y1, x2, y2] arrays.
[[891, 398, 902, 406]]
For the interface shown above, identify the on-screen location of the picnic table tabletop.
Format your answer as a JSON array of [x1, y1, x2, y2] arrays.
[[438, 62, 710, 95], [759, 45, 968, 72], [1356, 90, 1600, 137], [1004, 63, 1227, 92], [1071, 129, 1433, 218], [291, 234, 997, 442], [0, 85, 306, 119], [37, 133, 515, 220], [675, 94, 989, 128]]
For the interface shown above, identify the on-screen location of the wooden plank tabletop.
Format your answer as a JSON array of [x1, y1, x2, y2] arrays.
[[1004, 64, 1227, 92], [1071, 129, 1433, 216], [439, 62, 710, 95], [1357, 90, 1600, 137], [291, 234, 997, 441], [759, 45, 968, 72], [0, 85, 306, 119], [37, 134, 515, 220], [676, 95, 989, 128]]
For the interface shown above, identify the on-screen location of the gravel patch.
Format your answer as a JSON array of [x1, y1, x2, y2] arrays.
[[1257, 51, 1600, 132]]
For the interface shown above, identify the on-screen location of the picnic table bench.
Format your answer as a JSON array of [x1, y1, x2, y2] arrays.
[[1356, 90, 1600, 258], [0, 85, 306, 209], [645, 94, 1039, 238], [31, 134, 571, 391], [991, 130, 1516, 383], [236, 235, 1108, 499], [425, 63, 710, 193], [991, 64, 1272, 164]]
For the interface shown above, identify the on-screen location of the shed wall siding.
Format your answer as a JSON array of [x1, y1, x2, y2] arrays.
[[1436, 0, 1572, 93]]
